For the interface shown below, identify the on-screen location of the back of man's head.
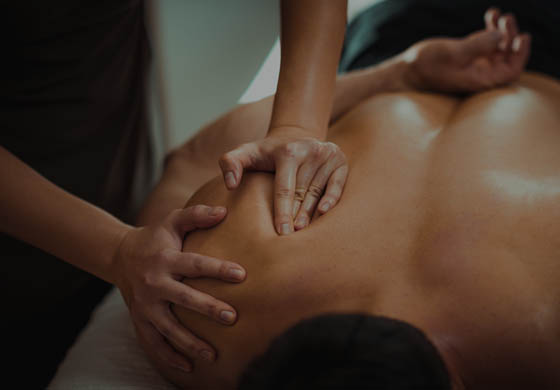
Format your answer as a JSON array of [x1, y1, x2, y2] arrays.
[[238, 313, 451, 390]]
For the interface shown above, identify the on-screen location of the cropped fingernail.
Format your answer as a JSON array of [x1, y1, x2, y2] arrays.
[[228, 268, 245, 280], [209, 206, 226, 216], [225, 171, 236, 187], [200, 350, 215, 362], [320, 201, 331, 212], [220, 310, 236, 323], [280, 223, 292, 235]]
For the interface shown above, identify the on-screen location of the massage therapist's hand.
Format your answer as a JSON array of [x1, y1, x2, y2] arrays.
[[219, 128, 348, 235], [113, 205, 246, 372], [400, 8, 531, 93]]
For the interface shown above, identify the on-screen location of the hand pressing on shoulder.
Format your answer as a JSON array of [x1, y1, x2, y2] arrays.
[[219, 127, 348, 235], [400, 8, 531, 93], [113, 205, 246, 373]]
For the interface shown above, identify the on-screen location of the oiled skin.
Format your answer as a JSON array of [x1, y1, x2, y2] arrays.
[[155, 73, 560, 389]]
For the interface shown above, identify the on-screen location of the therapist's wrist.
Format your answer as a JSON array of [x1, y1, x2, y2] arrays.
[[108, 222, 135, 286], [267, 124, 325, 141]]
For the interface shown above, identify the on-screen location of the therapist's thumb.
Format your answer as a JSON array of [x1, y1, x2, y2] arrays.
[[167, 205, 227, 236], [460, 29, 503, 59], [219, 142, 263, 190]]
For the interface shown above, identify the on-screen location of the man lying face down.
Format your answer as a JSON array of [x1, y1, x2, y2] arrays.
[[137, 7, 560, 390]]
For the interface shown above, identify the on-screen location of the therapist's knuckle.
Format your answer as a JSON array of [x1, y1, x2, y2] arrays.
[[329, 142, 343, 158], [308, 184, 324, 198], [219, 151, 234, 168], [142, 272, 161, 290], [158, 324, 173, 340], [178, 290, 195, 307], [217, 261, 230, 278], [279, 142, 300, 159], [204, 301, 219, 318], [189, 339, 208, 356], [332, 173, 346, 187], [306, 141, 321, 158], [189, 254, 206, 275], [275, 187, 292, 199], [275, 213, 292, 226], [190, 204, 209, 218], [165, 207, 178, 217], [156, 249, 174, 265]]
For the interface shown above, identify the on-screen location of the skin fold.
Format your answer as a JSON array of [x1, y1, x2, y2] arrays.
[[142, 72, 560, 389]]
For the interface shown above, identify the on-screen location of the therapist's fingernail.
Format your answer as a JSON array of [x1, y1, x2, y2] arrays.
[[295, 216, 307, 229], [228, 268, 245, 280], [225, 172, 236, 188], [209, 206, 226, 216], [174, 364, 192, 373], [319, 201, 331, 212], [220, 310, 236, 324], [280, 223, 292, 235], [199, 350, 215, 362]]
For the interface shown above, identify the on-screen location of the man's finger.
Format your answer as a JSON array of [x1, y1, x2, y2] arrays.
[[135, 319, 193, 373], [164, 280, 238, 325], [498, 14, 517, 51], [484, 8, 500, 31], [151, 305, 217, 363], [274, 160, 299, 235], [460, 29, 503, 59], [168, 205, 227, 236], [509, 34, 531, 72], [172, 252, 246, 282]]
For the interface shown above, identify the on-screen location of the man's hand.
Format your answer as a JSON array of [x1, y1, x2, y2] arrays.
[[400, 8, 531, 93], [219, 127, 348, 235], [113, 205, 246, 373]]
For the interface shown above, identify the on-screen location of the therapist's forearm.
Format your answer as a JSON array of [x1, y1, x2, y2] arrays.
[[269, 0, 347, 139], [0, 146, 130, 284], [144, 56, 411, 226]]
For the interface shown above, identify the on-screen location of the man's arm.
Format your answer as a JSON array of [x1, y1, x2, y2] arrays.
[[141, 7, 532, 228]]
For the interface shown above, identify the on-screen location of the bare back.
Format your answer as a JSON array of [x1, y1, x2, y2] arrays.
[[154, 73, 560, 389]]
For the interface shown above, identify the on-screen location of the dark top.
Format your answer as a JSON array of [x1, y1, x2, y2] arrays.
[[0, 1, 152, 386]]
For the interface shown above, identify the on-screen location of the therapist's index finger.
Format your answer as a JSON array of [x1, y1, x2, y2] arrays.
[[274, 160, 298, 235]]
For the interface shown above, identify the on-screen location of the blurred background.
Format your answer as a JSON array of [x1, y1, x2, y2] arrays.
[[147, 0, 383, 172]]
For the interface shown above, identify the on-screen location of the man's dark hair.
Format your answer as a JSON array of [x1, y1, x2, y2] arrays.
[[238, 313, 451, 389]]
